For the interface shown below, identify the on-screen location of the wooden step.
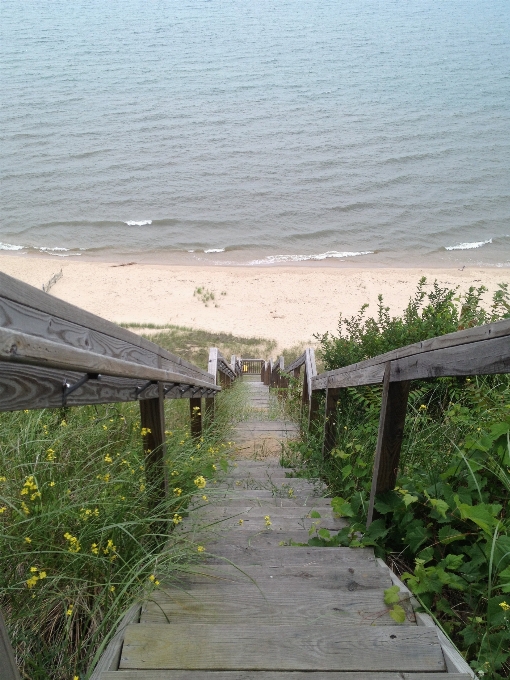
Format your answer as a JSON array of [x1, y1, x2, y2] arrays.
[[194, 496, 332, 508], [203, 546, 377, 566], [188, 506, 340, 519], [119, 624, 446, 672], [140, 585, 410, 626], [104, 673, 470, 680], [167, 562, 393, 590], [179, 514, 346, 533]]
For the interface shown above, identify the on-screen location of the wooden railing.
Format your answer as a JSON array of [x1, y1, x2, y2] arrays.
[[284, 318, 510, 527], [240, 358, 264, 374], [261, 356, 290, 389]]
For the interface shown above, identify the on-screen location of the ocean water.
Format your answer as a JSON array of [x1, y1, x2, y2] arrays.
[[1, 0, 509, 267]]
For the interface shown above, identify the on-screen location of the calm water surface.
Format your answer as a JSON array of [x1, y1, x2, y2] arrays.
[[1, 0, 509, 267]]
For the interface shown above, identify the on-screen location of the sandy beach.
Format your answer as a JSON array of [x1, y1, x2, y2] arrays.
[[1, 254, 507, 351]]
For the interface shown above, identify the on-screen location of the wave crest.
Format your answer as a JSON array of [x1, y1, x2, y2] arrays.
[[445, 239, 492, 251]]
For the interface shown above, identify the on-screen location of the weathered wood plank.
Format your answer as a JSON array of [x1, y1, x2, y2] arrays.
[[88, 603, 141, 678], [104, 673, 469, 680], [0, 273, 211, 379], [0, 327, 216, 386], [119, 624, 445, 671], [140, 586, 410, 626], [169, 562, 392, 590], [313, 317, 510, 389], [180, 514, 345, 534], [140, 387, 167, 516], [0, 363, 213, 411], [367, 367, 410, 526], [202, 546, 377, 566], [189, 398, 202, 438]]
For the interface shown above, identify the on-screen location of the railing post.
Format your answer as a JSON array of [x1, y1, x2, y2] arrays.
[[366, 363, 411, 527], [0, 608, 21, 680], [322, 386, 339, 456], [190, 397, 202, 438], [139, 382, 167, 514]]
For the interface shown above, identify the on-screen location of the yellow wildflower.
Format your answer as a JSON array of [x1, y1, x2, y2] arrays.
[[212, 464, 217, 471], [149, 574, 156, 582], [26, 576, 38, 589], [66, 604, 74, 616], [202, 495, 207, 501], [419, 404, 427, 410], [171, 470, 178, 476], [38, 571, 46, 579], [238, 519, 244, 525], [194, 476, 206, 489], [46, 448, 56, 461], [21, 501, 30, 515], [64, 532, 81, 553], [0, 476, 6, 482], [91, 543, 99, 555], [49, 481, 55, 487], [0, 506, 6, 514], [141, 427, 152, 436], [174, 487, 182, 496], [173, 514, 182, 525], [110, 585, 115, 592], [24, 537, 32, 543], [197, 545, 205, 552], [264, 515, 272, 528], [60, 420, 67, 427], [500, 601, 510, 612], [104, 455, 113, 463]]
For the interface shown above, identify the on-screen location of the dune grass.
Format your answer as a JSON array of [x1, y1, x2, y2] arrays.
[[0, 382, 246, 679]]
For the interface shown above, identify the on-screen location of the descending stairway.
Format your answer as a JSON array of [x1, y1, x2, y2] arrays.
[[99, 377, 471, 678], [231, 376, 299, 457]]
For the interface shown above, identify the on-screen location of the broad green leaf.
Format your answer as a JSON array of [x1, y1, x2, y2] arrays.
[[389, 604, 406, 623], [438, 525, 466, 545], [403, 493, 419, 507], [428, 497, 449, 519], [318, 528, 331, 540], [341, 464, 353, 480], [384, 585, 401, 605], [443, 553, 464, 571], [331, 497, 355, 517], [454, 498, 502, 533], [309, 510, 321, 518]]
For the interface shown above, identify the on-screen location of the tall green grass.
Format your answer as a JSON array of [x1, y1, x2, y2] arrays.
[[0, 382, 246, 679]]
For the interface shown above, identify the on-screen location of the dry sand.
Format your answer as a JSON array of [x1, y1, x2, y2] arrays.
[[1, 254, 508, 351]]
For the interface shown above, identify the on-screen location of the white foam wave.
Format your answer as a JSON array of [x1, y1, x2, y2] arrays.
[[39, 246, 69, 252], [0, 242, 24, 251], [204, 248, 225, 253], [249, 250, 373, 264], [125, 220, 152, 226], [445, 239, 492, 251]]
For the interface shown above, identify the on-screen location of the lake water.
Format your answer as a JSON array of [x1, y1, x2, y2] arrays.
[[1, 0, 509, 267]]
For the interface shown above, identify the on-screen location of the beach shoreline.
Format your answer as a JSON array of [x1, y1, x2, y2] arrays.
[[1, 252, 508, 351]]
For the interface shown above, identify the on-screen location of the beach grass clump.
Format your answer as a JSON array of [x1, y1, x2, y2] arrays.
[[283, 279, 510, 676], [0, 389, 240, 679]]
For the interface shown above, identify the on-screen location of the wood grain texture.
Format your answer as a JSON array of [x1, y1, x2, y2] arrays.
[[0, 273, 211, 379], [0, 327, 216, 386], [88, 603, 141, 678], [140, 390, 168, 515], [201, 546, 377, 567], [0, 363, 215, 411], [164, 562, 392, 590], [103, 673, 469, 680], [313, 317, 510, 389], [189, 398, 202, 438], [140, 586, 410, 626], [119, 624, 445, 671], [367, 367, 410, 526]]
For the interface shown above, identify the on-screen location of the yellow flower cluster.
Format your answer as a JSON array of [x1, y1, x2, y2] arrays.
[[197, 545, 205, 552], [264, 515, 272, 528], [91, 543, 99, 555], [26, 566, 47, 589], [0, 506, 6, 514], [500, 601, 510, 612], [174, 487, 182, 496], [80, 507, 99, 521], [140, 427, 152, 436], [46, 448, 56, 461], [0, 475, 6, 482], [148, 574, 160, 586], [64, 532, 81, 553], [20, 476, 41, 501], [66, 604, 74, 616], [103, 538, 118, 561], [170, 470, 179, 477], [97, 473, 110, 483], [194, 476, 206, 489], [202, 495, 207, 501], [173, 514, 182, 525], [104, 454, 113, 463]]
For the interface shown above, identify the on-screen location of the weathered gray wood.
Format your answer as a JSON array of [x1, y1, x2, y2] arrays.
[[207, 347, 218, 384], [140, 386, 168, 516], [197, 496, 333, 509], [0, 273, 211, 379], [202, 546, 378, 566], [0, 363, 211, 412], [120, 623, 445, 671], [169, 562, 392, 590], [0, 327, 217, 387], [141, 586, 410, 626], [88, 603, 141, 678], [103, 673, 470, 680], [322, 387, 340, 457], [313, 317, 510, 389], [390, 334, 510, 381], [0, 608, 20, 680], [367, 365, 410, 527], [189, 398, 202, 438]]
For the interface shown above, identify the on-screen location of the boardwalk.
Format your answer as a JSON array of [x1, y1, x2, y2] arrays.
[[101, 377, 470, 678]]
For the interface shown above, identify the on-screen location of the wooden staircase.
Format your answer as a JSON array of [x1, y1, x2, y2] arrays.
[[99, 461, 470, 677]]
